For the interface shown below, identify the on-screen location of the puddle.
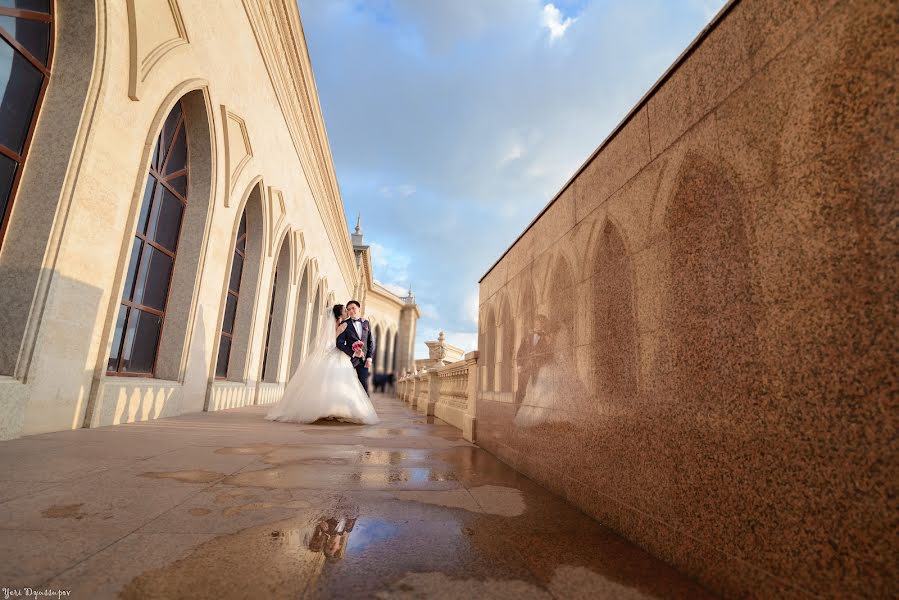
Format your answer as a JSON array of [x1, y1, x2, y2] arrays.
[[390, 485, 525, 516], [358, 449, 431, 466], [41, 503, 86, 520], [139, 470, 225, 483], [214, 444, 281, 455], [221, 499, 311, 517], [308, 516, 357, 560], [221, 464, 459, 490], [119, 515, 329, 600], [374, 571, 551, 600]]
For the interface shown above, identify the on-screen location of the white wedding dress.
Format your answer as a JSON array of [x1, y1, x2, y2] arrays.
[[265, 317, 379, 425]]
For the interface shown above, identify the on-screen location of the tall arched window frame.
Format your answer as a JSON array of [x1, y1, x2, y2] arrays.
[[107, 100, 190, 376], [0, 1, 54, 248], [216, 211, 246, 379]]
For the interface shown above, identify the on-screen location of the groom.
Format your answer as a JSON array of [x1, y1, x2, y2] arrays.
[[336, 300, 375, 395]]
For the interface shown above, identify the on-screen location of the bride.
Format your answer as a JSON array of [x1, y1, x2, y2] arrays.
[[265, 303, 380, 424]]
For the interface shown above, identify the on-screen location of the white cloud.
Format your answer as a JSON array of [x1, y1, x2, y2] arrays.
[[541, 3, 575, 42], [463, 290, 480, 324], [499, 142, 523, 166], [379, 183, 417, 198], [419, 303, 440, 320]]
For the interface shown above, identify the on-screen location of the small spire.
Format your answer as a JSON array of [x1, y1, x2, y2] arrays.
[[351, 212, 364, 246]]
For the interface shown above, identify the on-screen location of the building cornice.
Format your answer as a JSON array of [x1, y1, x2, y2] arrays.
[[241, 0, 357, 292], [369, 281, 406, 309]]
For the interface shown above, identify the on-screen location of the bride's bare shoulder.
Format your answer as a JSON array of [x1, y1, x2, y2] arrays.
[[336, 321, 347, 334]]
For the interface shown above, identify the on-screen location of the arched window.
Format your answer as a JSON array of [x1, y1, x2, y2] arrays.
[[215, 210, 246, 379], [261, 238, 291, 382], [107, 100, 189, 376], [0, 1, 53, 248]]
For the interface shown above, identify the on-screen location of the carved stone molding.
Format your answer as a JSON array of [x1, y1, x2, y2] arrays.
[[241, 0, 356, 290], [220, 106, 254, 205], [126, 0, 190, 100], [290, 229, 306, 284], [265, 187, 286, 257]]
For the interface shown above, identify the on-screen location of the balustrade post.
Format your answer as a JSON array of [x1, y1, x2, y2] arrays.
[[462, 350, 479, 442], [418, 370, 438, 416]]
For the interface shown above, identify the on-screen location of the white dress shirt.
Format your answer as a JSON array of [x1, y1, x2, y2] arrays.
[[352, 319, 363, 339]]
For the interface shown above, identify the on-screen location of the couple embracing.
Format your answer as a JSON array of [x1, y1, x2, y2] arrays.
[[265, 300, 380, 425]]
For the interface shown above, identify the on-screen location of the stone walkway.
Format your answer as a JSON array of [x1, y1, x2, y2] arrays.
[[0, 394, 715, 599]]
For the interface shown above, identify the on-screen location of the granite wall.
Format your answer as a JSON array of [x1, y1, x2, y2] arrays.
[[475, 0, 897, 597]]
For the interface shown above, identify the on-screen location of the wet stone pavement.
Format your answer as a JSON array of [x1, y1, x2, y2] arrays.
[[0, 394, 716, 599]]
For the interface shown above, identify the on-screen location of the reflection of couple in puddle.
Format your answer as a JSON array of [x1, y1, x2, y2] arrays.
[[306, 516, 356, 560], [514, 313, 585, 428]]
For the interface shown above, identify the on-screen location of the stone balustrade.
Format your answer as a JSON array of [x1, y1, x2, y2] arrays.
[[396, 350, 478, 442]]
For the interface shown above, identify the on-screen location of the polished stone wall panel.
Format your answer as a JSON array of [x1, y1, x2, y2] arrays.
[[476, 0, 897, 597]]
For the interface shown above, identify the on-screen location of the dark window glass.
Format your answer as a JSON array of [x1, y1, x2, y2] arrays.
[[164, 126, 187, 174], [0, 1, 51, 12], [261, 273, 277, 379], [0, 153, 16, 222], [159, 103, 181, 167], [0, 38, 42, 153], [146, 186, 183, 251], [107, 306, 129, 371], [223, 294, 238, 335], [132, 245, 173, 311], [228, 253, 243, 293], [215, 337, 231, 378], [122, 238, 142, 301], [136, 176, 156, 235], [0, 4, 51, 250], [0, 16, 50, 65], [215, 209, 247, 379], [121, 310, 162, 374], [167, 174, 187, 198]]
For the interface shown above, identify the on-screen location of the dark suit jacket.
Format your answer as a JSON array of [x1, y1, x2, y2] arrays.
[[336, 318, 375, 368]]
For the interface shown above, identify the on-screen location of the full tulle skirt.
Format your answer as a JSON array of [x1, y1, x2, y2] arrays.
[[265, 347, 379, 425]]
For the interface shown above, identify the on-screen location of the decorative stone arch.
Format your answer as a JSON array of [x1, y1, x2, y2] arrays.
[[544, 251, 575, 351], [497, 293, 514, 393], [307, 277, 325, 351], [479, 302, 497, 392], [658, 150, 758, 407], [0, 1, 102, 378], [83, 82, 217, 426], [104, 82, 217, 381], [287, 257, 313, 375], [260, 227, 294, 383], [213, 177, 265, 382], [587, 213, 639, 402]]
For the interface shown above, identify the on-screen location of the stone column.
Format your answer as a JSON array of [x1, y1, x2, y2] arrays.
[[395, 304, 419, 376], [462, 351, 479, 442]]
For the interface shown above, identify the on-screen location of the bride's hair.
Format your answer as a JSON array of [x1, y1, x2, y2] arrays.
[[332, 304, 344, 322]]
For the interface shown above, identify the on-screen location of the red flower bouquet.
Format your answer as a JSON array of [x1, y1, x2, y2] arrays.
[[352, 341, 364, 357]]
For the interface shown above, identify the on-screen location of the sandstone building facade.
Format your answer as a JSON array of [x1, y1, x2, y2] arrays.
[[0, 0, 417, 440], [475, 0, 895, 597]]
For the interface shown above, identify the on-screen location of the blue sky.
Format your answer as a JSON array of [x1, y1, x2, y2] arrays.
[[296, 0, 727, 358]]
